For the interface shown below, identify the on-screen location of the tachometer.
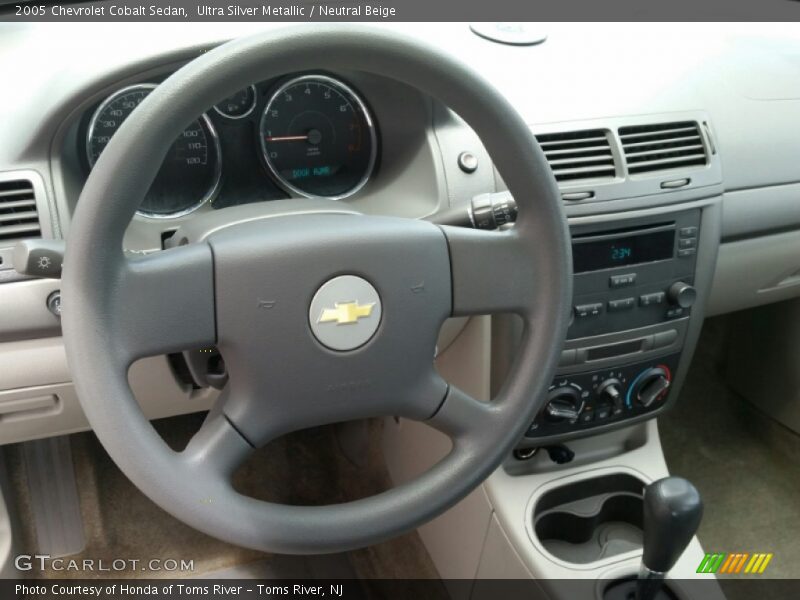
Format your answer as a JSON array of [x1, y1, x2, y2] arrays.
[[259, 75, 377, 200], [86, 84, 221, 218]]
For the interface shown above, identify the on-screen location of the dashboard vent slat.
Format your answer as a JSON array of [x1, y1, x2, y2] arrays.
[[624, 144, 705, 159], [0, 179, 41, 243], [0, 210, 38, 224], [0, 188, 37, 199], [547, 154, 616, 167], [536, 129, 616, 183], [543, 145, 612, 157], [619, 121, 708, 175]]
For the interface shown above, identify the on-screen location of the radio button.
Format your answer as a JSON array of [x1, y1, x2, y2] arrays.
[[679, 237, 697, 249], [678, 248, 697, 258], [679, 226, 698, 237], [639, 291, 666, 307], [575, 303, 603, 318], [609, 273, 637, 288], [608, 297, 635, 311]]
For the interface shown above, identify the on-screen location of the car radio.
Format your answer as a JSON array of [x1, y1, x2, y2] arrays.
[[568, 210, 699, 339], [525, 208, 701, 441]]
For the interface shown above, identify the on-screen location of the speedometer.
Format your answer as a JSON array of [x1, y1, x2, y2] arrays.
[[259, 75, 377, 200], [86, 84, 222, 218]]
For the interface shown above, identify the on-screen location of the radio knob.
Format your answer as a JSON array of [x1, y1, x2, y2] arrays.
[[545, 386, 583, 422], [598, 378, 623, 411], [668, 281, 697, 309]]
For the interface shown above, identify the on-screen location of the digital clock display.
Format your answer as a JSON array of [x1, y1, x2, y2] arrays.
[[572, 229, 675, 273], [611, 246, 633, 261]]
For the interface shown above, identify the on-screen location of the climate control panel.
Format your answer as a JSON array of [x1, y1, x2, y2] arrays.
[[525, 354, 680, 439]]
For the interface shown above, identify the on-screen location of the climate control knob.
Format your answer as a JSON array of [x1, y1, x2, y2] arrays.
[[545, 386, 584, 422], [632, 367, 671, 408], [598, 378, 624, 411], [668, 281, 697, 309]]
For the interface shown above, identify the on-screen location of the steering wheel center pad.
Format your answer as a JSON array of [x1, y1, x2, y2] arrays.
[[211, 214, 450, 447]]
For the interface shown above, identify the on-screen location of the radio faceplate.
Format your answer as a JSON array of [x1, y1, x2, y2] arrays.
[[568, 209, 700, 340]]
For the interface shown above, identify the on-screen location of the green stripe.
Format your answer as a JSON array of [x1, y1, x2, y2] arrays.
[[709, 553, 727, 574], [697, 554, 714, 573]]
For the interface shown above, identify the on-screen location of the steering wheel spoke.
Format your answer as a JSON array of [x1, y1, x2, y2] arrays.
[[427, 384, 499, 440], [220, 356, 450, 448], [182, 406, 254, 479], [113, 244, 216, 364], [441, 226, 537, 317]]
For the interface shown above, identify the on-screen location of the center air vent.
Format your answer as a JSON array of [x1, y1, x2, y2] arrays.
[[619, 121, 707, 175], [536, 129, 616, 183], [0, 179, 41, 243]]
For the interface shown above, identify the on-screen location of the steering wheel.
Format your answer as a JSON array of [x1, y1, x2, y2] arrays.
[[62, 26, 572, 554]]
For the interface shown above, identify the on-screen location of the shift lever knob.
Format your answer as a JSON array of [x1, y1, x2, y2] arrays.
[[642, 476, 703, 573]]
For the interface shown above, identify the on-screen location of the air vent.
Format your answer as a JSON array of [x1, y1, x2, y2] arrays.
[[536, 129, 616, 183], [619, 121, 707, 175], [0, 179, 41, 243]]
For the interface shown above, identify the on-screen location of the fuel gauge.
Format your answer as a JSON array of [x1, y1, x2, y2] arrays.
[[214, 85, 257, 119]]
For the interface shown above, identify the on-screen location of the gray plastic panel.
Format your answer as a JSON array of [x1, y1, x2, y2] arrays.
[[0, 279, 62, 343], [722, 184, 800, 240], [708, 229, 800, 316]]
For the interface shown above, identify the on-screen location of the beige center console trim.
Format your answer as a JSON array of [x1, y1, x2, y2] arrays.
[[478, 421, 723, 598]]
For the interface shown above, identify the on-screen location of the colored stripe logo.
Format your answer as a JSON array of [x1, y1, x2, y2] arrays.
[[697, 552, 773, 574]]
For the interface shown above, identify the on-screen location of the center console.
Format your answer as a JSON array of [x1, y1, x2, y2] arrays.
[[523, 209, 702, 444], [384, 110, 724, 598]]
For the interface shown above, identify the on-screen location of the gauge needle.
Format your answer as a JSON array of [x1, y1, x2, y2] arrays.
[[265, 134, 309, 142]]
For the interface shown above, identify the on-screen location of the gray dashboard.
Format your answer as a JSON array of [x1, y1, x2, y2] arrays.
[[1, 23, 800, 444]]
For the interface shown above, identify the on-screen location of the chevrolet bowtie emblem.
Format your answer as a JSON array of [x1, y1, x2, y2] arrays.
[[318, 301, 376, 325]]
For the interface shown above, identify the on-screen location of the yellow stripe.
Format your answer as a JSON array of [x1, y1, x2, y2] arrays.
[[744, 554, 760, 573], [734, 553, 750, 574], [720, 553, 736, 574], [757, 553, 773, 574], [750, 554, 766, 573]]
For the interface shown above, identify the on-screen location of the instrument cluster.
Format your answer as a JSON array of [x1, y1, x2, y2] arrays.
[[82, 74, 379, 219]]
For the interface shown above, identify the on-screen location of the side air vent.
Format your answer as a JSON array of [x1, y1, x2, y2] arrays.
[[0, 179, 41, 243], [536, 129, 617, 183], [619, 121, 707, 175]]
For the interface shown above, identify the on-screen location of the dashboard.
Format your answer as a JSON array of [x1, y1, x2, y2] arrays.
[[2, 23, 800, 447]]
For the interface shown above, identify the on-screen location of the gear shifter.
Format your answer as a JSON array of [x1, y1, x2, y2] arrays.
[[636, 477, 703, 600]]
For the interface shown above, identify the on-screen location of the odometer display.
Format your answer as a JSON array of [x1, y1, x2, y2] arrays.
[[259, 75, 377, 199], [86, 84, 221, 218]]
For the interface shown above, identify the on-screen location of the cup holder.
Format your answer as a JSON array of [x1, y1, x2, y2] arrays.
[[533, 473, 645, 564]]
